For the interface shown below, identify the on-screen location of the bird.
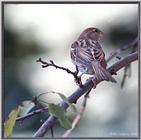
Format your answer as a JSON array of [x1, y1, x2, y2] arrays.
[[70, 27, 116, 87]]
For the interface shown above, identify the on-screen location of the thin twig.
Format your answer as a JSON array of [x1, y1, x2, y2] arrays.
[[120, 37, 137, 88], [16, 91, 74, 122], [121, 64, 131, 88], [106, 37, 138, 63], [16, 107, 48, 122], [33, 52, 138, 137], [62, 89, 91, 138], [36, 58, 83, 87], [16, 51, 138, 123], [50, 126, 54, 138]]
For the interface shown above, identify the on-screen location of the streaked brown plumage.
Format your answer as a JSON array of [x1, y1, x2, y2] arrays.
[[70, 27, 116, 86]]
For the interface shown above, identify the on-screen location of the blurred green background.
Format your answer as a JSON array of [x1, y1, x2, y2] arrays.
[[3, 3, 139, 138]]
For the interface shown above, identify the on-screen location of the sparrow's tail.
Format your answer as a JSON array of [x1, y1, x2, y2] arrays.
[[91, 60, 116, 83]]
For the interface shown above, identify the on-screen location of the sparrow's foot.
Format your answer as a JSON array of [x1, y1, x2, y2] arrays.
[[110, 69, 117, 75], [74, 76, 83, 88], [74, 65, 79, 75], [92, 79, 97, 89], [87, 77, 97, 89]]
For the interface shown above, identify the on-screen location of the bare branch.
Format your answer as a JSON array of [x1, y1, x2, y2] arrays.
[[16, 51, 138, 125], [121, 64, 131, 88], [62, 89, 91, 138], [37, 58, 82, 87], [16, 107, 48, 122], [32, 51, 138, 137], [106, 37, 138, 62]]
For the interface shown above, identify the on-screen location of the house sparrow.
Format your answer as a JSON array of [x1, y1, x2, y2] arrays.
[[70, 27, 116, 87]]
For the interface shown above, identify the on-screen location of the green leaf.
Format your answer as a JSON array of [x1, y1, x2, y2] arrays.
[[48, 103, 71, 129], [4, 107, 21, 137], [69, 104, 77, 113], [19, 100, 35, 117], [58, 117, 72, 129], [56, 92, 67, 101], [54, 92, 77, 113], [48, 103, 66, 118]]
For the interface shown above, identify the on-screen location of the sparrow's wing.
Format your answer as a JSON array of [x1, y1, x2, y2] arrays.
[[88, 44, 116, 82], [89, 42, 107, 68], [71, 40, 94, 66], [91, 59, 116, 82]]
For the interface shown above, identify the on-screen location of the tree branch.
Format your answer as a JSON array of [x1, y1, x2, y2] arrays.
[[32, 51, 138, 137], [106, 37, 138, 62], [36, 58, 82, 86], [121, 64, 131, 88], [62, 89, 91, 138], [16, 107, 48, 122], [16, 37, 138, 122]]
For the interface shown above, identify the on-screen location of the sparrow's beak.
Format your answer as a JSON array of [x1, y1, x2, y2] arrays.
[[99, 31, 104, 37]]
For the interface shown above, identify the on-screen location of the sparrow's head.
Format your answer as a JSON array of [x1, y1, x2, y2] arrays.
[[78, 27, 104, 41]]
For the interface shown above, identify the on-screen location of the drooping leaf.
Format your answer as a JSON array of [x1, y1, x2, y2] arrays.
[[54, 92, 77, 113], [48, 103, 66, 118], [37, 99, 48, 107], [58, 117, 72, 129], [19, 100, 35, 117], [48, 103, 71, 129], [69, 104, 77, 113], [4, 107, 21, 137], [56, 92, 67, 101]]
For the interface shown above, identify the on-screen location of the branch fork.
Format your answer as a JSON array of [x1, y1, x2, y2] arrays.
[[37, 58, 83, 87]]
